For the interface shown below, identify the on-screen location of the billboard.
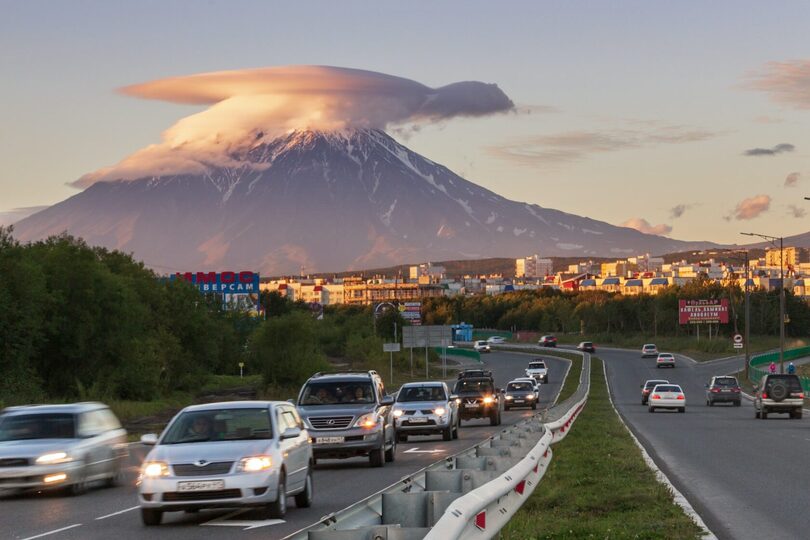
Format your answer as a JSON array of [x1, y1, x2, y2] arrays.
[[399, 301, 422, 326], [173, 271, 260, 313], [679, 299, 729, 325], [402, 325, 453, 348]]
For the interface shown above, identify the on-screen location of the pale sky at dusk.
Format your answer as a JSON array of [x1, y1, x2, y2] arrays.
[[2, 1, 809, 244]]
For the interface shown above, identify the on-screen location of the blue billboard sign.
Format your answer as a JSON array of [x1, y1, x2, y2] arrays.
[[172, 271, 261, 314]]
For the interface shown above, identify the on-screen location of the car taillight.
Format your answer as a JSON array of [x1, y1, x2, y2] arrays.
[[732, 388, 740, 393], [761, 393, 768, 399], [711, 388, 720, 393], [677, 395, 685, 400], [652, 394, 661, 399]]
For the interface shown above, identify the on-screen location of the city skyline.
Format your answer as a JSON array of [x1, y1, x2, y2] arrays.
[[2, 1, 809, 245]]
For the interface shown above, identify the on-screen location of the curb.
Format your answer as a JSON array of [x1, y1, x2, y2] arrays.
[[601, 360, 717, 539]]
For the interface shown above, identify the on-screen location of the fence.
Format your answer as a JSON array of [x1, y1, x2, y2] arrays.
[[749, 347, 810, 392], [288, 351, 591, 540]]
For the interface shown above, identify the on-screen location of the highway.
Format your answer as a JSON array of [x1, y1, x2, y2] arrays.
[[599, 346, 810, 540], [0, 351, 568, 540]]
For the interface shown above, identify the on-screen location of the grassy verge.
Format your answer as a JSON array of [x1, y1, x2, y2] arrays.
[[512, 333, 804, 361], [501, 358, 703, 539]]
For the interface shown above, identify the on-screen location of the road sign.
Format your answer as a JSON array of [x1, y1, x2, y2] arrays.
[[383, 343, 401, 353], [733, 343, 744, 349], [733, 334, 743, 344], [402, 325, 453, 348]]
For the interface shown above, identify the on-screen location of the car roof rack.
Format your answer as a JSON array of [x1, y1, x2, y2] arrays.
[[312, 370, 378, 378]]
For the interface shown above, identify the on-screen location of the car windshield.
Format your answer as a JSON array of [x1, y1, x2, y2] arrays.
[[0, 413, 76, 441], [398, 386, 446, 402], [507, 382, 533, 391], [644, 345, 655, 349], [658, 354, 673, 358], [454, 380, 494, 393], [528, 363, 546, 369], [299, 381, 375, 405], [161, 408, 272, 444], [645, 381, 668, 389], [713, 378, 738, 387], [581, 342, 593, 347], [655, 386, 681, 393]]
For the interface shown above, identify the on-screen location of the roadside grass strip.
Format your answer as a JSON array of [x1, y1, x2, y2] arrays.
[[501, 358, 703, 540]]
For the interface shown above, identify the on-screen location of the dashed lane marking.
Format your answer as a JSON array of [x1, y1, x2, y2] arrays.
[[20, 524, 82, 540], [95, 506, 139, 520]]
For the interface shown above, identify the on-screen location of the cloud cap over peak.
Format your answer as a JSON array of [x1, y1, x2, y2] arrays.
[[77, 65, 514, 186]]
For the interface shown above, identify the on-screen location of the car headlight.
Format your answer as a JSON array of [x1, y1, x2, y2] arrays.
[[238, 455, 273, 472], [393, 409, 404, 417], [526, 394, 535, 400], [354, 413, 379, 429], [433, 407, 446, 416], [482, 396, 494, 405], [142, 461, 169, 478], [505, 395, 514, 400], [36, 451, 72, 465]]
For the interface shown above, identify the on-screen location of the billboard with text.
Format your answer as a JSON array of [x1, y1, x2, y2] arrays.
[[679, 299, 729, 324], [172, 271, 260, 313]]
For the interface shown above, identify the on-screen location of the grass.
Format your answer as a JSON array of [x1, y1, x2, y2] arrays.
[[500, 358, 703, 540], [530, 333, 807, 362]]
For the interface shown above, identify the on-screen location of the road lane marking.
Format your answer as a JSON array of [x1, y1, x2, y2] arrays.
[[95, 506, 139, 520], [202, 509, 285, 529], [21, 524, 82, 540], [403, 447, 443, 454]]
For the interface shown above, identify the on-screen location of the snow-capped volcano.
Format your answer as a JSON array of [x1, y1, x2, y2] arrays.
[[13, 129, 718, 274]]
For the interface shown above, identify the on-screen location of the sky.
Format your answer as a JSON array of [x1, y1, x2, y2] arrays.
[[2, 0, 809, 244]]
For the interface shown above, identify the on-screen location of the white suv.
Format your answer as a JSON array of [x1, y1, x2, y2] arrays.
[[473, 340, 491, 353], [754, 374, 805, 419]]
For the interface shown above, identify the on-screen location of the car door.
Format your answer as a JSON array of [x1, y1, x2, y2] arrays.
[[276, 406, 306, 490], [76, 411, 107, 479]]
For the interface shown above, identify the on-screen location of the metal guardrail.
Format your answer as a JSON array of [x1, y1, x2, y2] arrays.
[[433, 347, 482, 363], [286, 351, 591, 540], [749, 347, 810, 391]]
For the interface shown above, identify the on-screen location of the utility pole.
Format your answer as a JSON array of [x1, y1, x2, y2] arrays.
[[744, 250, 751, 380]]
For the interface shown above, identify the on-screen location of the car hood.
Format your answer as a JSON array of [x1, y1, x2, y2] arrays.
[[454, 390, 492, 398], [506, 390, 534, 397], [296, 403, 376, 418], [0, 439, 79, 458], [147, 440, 275, 463], [393, 400, 446, 410]]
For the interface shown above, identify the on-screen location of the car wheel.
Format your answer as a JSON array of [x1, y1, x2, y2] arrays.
[[708, 400, 714, 407], [531, 403, 537, 410], [648, 407, 654, 413], [761, 411, 768, 420], [397, 432, 408, 443], [734, 400, 741, 407], [294, 468, 313, 508], [104, 460, 125, 488], [141, 508, 163, 526], [679, 407, 685, 413], [369, 446, 384, 468], [385, 433, 396, 463], [796, 410, 803, 419], [67, 465, 88, 496], [755, 409, 760, 418], [504, 405, 510, 411], [442, 425, 453, 441], [452, 418, 459, 439], [266, 470, 287, 518]]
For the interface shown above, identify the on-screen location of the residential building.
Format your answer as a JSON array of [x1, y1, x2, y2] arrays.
[[766, 247, 808, 268], [516, 255, 553, 279]]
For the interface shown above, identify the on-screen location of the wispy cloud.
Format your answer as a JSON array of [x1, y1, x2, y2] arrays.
[[669, 204, 694, 219], [726, 194, 771, 221], [753, 115, 784, 124], [620, 218, 672, 236], [745, 59, 810, 110], [0, 206, 48, 226], [75, 66, 515, 186], [789, 205, 807, 219], [743, 143, 795, 156], [488, 125, 715, 165], [785, 172, 801, 187]]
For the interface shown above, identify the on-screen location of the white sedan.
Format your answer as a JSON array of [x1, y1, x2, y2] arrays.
[[486, 336, 506, 344], [648, 384, 686, 413]]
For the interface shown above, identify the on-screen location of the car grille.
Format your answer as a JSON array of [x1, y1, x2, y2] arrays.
[[0, 458, 30, 467], [402, 410, 436, 415], [403, 419, 437, 426], [309, 416, 354, 430], [162, 489, 241, 502], [173, 462, 234, 477]]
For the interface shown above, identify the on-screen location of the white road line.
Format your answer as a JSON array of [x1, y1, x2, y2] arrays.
[[95, 506, 140, 520], [20, 524, 82, 540]]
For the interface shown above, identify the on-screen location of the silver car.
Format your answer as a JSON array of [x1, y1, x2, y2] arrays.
[[392, 382, 459, 442], [0, 402, 128, 495], [137, 401, 312, 525]]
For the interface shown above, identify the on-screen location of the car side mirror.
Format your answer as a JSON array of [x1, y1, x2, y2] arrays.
[[286, 398, 296, 405], [281, 427, 301, 440], [141, 433, 158, 446], [380, 396, 395, 406]]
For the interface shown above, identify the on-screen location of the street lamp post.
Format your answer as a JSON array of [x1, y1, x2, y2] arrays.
[[741, 232, 785, 373]]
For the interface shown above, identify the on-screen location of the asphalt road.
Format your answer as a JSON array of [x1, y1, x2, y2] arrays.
[[599, 346, 810, 540], [0, 351, 567, 540]]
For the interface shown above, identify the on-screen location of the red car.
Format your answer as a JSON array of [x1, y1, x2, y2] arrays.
[[538, 335, 557, 347]]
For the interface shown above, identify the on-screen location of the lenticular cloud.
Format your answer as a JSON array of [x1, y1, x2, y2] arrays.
[[74, 66, 514, 187]]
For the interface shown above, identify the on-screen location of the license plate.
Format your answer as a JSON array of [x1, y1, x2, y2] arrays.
[[514, 400, 524, 404], [315, 436, 345, 444], [177, 480, 224, 492], [408, 417, 428, 423], [465, 403, 479, 408]]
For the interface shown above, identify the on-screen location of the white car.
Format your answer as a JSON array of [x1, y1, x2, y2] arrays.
[[473, 340, 491, 353], [656, 353, 675, 368], [512, 377, 541, 399], [641, 344, 658, 358], [137, 401, 312, 525], [486, 336, 506, 344], [648, 384, 686, 413]]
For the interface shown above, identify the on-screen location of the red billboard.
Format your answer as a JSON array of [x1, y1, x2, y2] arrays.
[[679, 299, 729, 325]]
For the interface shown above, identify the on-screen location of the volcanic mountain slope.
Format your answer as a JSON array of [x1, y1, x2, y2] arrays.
[[13, 129, 720, 274]]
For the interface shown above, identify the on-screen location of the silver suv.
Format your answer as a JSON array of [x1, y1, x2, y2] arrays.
[[296, 370, 396, 467], [0, 402, 128, 495], [392, 382, 459, 442], [754, 374, 805, 419]]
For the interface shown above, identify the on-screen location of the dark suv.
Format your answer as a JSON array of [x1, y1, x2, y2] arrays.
[[453, 370, 502, 426], [754, 374, 805, 419], [705, 376, 741, 406], [296, 370, 396, 467]]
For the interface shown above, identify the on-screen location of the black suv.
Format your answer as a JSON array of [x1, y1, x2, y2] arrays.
[[296, 370, 396, 467], [453, 370, 502, 426], [705, 376, 741, 406], [754, 374, 805, 419]]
